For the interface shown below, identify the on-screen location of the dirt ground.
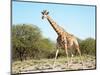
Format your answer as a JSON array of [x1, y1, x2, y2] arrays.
[[12, 55, 96, 74]]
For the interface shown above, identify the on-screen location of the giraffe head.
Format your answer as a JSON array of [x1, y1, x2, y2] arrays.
[[41, 10, 49, 19]]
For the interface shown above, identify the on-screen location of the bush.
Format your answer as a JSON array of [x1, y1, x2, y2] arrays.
[[80, 38, 96, 56]]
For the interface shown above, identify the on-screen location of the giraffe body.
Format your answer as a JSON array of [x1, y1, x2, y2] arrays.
[[41, 10, 82, 68], [57, 32, 74, 49]]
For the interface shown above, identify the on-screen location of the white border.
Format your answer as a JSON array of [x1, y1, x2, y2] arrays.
[[23, 0, 98, 5], [0, 0, 10, 75], [0, 0, 100, 75]]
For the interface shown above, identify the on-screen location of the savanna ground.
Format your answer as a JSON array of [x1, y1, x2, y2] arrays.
[[12, 55, 96, 74]]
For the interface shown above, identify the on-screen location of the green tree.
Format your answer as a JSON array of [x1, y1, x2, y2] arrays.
[[12, 24, 55, 61], [80, 38, 96, 55], [12, 24, 42, 61]]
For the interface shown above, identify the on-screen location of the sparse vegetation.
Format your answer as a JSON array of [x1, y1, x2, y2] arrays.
[[12, 55, 96, 74]]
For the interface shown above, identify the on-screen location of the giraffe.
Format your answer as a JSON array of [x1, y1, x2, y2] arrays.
[[41, 10, 83, 68]]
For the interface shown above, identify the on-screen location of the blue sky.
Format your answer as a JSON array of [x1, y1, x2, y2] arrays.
[[12, 1, 96, 41]]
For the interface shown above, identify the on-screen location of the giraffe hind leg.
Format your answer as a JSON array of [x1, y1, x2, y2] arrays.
[[74, 39, 84, 68], [76, 46, 84, 68]]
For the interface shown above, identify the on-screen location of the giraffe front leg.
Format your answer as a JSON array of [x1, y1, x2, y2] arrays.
[[53, 49, 59, 69], [64, 44, 69, 68]]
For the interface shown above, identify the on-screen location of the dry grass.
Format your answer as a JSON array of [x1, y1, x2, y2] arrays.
[[12, 55, 96, 74]]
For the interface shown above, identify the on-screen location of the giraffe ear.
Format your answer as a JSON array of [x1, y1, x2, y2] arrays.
[[41, 12, 44, 14]]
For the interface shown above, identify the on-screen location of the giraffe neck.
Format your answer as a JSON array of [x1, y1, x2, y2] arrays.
[[46, 15, 63, 35]]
